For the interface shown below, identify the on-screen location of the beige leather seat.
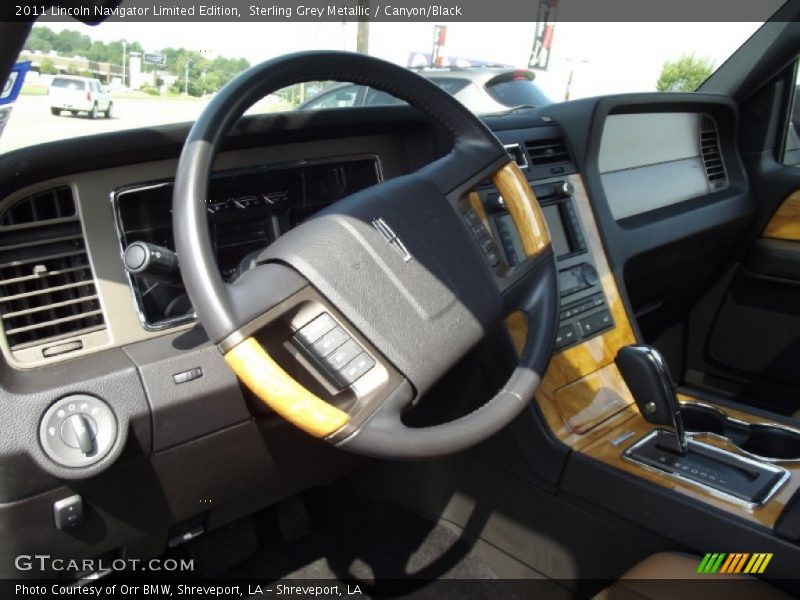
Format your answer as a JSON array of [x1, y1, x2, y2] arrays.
[[594, 552, 792, 600]]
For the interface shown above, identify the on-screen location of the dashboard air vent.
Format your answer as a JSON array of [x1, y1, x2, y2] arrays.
[[525, 137, 571, 166], [0, 187, 106, 356], [524, 136, 577, 178], [701, 117, 728, 190]]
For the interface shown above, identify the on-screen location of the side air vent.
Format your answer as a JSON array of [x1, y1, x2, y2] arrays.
[[524, 136, 577, 178], [0, 187, 107, 362], [701, 117, 728, 191]]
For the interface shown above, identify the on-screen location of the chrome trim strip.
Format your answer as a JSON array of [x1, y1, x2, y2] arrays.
[[680, 400, 800, 463], [503, 143, 528, 170], [622, 429, 790, 510], [110, 153, 384, 332]]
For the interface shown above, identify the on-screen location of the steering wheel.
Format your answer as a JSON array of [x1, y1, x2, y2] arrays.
[[173, 51, 559, 458]]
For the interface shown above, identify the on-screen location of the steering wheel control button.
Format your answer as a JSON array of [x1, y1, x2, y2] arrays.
[[337, 353, 376, 386], [40, 394, 118, 468], [310, 327, 349, 358], [53, 495, 84, 530], [295, 313, 337, 345], [60, 413, 98, 454], [463, 208, 501, 267], [321, 339, 362, 372]]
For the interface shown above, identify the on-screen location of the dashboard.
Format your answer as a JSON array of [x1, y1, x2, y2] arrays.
[[0, 94, 765, 578]]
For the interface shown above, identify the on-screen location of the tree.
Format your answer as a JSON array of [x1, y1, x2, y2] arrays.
[[656, 55, 715, 92], [39, 57, 58, 75]]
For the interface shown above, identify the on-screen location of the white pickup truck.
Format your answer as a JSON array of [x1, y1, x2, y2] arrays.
[[49, 75, 113, 119]]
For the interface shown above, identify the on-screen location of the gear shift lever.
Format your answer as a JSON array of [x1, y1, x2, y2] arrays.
[[616, 345, 688, 455]]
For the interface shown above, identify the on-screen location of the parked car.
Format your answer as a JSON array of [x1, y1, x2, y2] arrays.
[[49, 75, 113, 119], [298, 66, 550, 114]]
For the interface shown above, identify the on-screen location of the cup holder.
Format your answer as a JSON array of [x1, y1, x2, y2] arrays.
[[680, 403, 800, 461]]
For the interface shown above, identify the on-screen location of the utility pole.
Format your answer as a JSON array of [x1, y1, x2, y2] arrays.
[[121, 40, 127, 89], [356, 0, 369, 54], [563, 57, 588, 101], [184, 60, 191, 95]]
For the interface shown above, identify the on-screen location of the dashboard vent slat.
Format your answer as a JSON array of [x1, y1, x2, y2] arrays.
[[0, 186, 75, 227], [701, 117, 728, 190], [0, 186, 106, 354], [524, 137, 573, 166]]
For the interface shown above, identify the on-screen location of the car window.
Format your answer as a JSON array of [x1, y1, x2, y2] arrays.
[[303, 86, 360, 110], [2, 22, 766, 153], [426, 78, 470, 96], [51, 78, 84, 91], [782, 65, 800, 166], [486, 78, 550, 108], [364, 88, 405, 106]]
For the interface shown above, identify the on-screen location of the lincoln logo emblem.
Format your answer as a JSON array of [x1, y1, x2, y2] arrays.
[[371, 218, 412, 262]]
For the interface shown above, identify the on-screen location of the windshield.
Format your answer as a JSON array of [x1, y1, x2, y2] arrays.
[[0, 21, 768, 153]]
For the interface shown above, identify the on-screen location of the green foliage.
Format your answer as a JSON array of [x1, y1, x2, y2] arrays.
[[139, 85, 162, 96], [38, 57, 58, 75], [24, 26, 250, 95], [656, 55, 715, 92]]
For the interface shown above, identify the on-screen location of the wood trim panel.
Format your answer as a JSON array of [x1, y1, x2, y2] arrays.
[[526, 174, 638, 449], [763, 190, 800, 241]]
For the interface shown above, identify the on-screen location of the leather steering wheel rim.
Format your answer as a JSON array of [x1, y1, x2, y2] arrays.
[[173, 50, 559, 458]]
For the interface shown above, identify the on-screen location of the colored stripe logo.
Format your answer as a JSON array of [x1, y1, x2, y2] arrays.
[[697, 553, 773, 574]]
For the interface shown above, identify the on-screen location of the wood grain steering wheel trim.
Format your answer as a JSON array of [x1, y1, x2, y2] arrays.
[[492, 162, 550, 257], [224, 337, 350, 438]]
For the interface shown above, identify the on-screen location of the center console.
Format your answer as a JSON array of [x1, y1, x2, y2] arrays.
[[482, 122, 800, 535], [472, 144, 612, 352]]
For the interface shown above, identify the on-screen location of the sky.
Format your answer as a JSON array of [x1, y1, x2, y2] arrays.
[[43, 20, 769, 101]]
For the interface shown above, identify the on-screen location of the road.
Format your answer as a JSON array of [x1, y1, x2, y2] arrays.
[[0, 94, 214, 153]]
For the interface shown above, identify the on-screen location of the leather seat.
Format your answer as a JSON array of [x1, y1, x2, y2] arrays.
[[593, 552, 792, 600]]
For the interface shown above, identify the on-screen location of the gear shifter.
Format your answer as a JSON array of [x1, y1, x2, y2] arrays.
[[616, 345, 688, 455]]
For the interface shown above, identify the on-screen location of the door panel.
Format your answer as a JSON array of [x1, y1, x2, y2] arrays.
[[763, 191, 800, 241], [705, 192, 800, 416]]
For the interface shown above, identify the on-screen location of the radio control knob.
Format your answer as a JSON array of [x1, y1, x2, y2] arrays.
[[559, 181, 575, 197], [581, 263, 599, 286]]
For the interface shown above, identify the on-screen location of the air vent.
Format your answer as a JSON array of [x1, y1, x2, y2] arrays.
[[0, 187, 76, 226], [525, 137, 572, 166], [0, 187, 106, 358], [701, 117, 728, 190]]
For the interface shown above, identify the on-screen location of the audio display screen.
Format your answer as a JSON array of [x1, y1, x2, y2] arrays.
[[542, 204, 572, 258]]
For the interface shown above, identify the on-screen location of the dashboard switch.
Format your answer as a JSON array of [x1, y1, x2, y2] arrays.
[[173, 367, 203, 384], [61, 414, 97, 455], [40, 395, 117, 468], [53, 495, 83, 530]]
